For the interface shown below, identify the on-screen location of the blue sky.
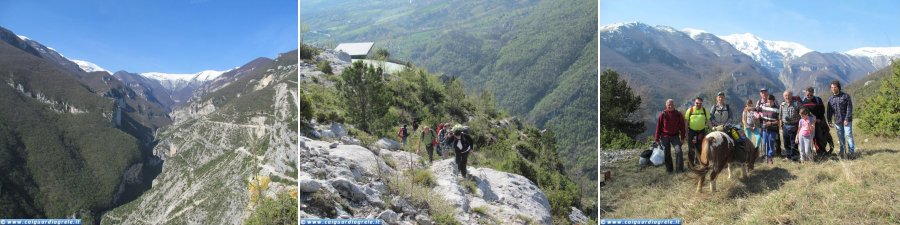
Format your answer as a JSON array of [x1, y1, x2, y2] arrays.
[[600, 0, 900, 52], [0, 1, 297, 73]]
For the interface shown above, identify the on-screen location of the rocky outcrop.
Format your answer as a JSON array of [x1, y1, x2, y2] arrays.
[[371, 138, 402, 151], [430, 159, 552, 225], [300, 137, 553, 225], [312, 122, 348, 139], [569, 207, 588, 225]]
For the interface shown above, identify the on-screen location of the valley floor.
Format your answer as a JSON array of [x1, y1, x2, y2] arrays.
[[600, 130, 900, 224]]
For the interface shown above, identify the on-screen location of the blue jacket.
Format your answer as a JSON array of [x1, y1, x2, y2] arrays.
[[827, 92, 853, 124]]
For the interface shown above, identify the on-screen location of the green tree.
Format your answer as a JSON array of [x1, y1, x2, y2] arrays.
[[299, 90, 313, 122], [444, 77, 470, 122], [859, 60, 900, 137], [300, 43, 317, 61], [599, 69, 644, 148], [374, 48, 390, 60], [337, 61, 390, 133]]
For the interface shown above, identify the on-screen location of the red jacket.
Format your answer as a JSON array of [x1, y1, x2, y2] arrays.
[[655, 110, 686, 141]]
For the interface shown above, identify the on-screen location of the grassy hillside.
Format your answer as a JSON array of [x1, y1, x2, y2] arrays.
[[844, 64, 893, 108], [303, 0, 598, 202], [599, 122, 900, 224]]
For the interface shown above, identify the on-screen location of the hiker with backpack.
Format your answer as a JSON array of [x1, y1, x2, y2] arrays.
[[416, 126, 439, 163], [781, 91, 801, 161], [655, 99, 687, 173], [710, 92, 732, 128], [801, 87, 834, 157], [444, 124, 474, 179], [441, 122, 453, 158], [760, 94, 781, 165], [827, 80, 856, 160], [435, 123, 446, 158], [684, 97, 710, 165], [397, 124, 410, 145]]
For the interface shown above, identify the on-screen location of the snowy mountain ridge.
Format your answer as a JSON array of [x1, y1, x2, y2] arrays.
[[719, 33, 812, 74], [140, 69, 230, 82], [71, 59, 109, 73]]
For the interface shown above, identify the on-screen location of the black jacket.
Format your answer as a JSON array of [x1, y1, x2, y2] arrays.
[[443, 133, 474, 153]]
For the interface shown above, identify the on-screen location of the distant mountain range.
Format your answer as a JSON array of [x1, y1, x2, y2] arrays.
[[600, 22, 900, 136]]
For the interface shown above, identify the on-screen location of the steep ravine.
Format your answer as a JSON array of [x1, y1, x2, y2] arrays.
[[100, 51, 299, 225]]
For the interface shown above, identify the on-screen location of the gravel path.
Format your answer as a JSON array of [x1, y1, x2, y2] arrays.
[[599, 149, 643, 168]]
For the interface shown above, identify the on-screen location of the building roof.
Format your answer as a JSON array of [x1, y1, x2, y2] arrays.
[[334, 42, 375, 56]]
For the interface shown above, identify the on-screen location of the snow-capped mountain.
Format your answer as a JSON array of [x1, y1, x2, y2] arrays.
[[600, 21, 686, 37], [13, 34, 87, 75], [71, 59, 109, 73], [720, 33, 813, 75], [844, 47, 900, 69], [140, 69, 229, 82], [138, 69, 232, 100], [681, 28, 708, 39]]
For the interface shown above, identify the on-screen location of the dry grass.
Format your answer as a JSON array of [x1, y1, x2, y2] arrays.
[[600, 125, 900, 224], [385, 171, 459, 224]]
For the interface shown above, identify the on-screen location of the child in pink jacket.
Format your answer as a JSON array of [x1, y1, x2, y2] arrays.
[[796, 108, 816, 162]]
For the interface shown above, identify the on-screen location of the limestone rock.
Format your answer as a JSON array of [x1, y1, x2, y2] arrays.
[[299, 179, 322, 193]]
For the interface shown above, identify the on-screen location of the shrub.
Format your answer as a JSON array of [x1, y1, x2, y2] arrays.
[[408, 169, 436, 187], [300, 44, 318, 60], [245, 192, 298, 225], [315, 112, 328, 124], [460, 179, 478, 195], [317, 61, 333, 75], [471, 206, 488, 215], [600, 128, 642, 149]]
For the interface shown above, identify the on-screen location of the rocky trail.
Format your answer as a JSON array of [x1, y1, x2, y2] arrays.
[[299, 125, 560, 225]]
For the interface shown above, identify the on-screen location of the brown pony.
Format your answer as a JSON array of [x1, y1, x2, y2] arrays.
[[726, 139, 758, 180], [688, 131, 734, 192]]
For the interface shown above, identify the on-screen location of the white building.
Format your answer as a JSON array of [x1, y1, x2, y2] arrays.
[[334, 42, 375, 59]]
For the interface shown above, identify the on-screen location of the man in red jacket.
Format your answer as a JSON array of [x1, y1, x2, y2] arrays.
[[655, 99, 687, 173]]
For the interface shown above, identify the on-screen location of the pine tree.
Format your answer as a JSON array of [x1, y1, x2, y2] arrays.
[[337, 61, 390, 133], [599, 69, 644, 148], [859, 60, 900, 137]]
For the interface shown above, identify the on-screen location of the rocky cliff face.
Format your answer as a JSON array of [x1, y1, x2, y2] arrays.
[[101, 51, 299, 225]]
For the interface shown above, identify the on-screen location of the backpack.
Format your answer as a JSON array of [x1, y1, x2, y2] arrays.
[[425, 128, 437, 145], [400, 127, 409, 137], [712, 104, 730, 121]]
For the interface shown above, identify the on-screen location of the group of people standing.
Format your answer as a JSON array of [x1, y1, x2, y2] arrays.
[[398, 122, 475, 178], [654, 80, 857, 173]]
